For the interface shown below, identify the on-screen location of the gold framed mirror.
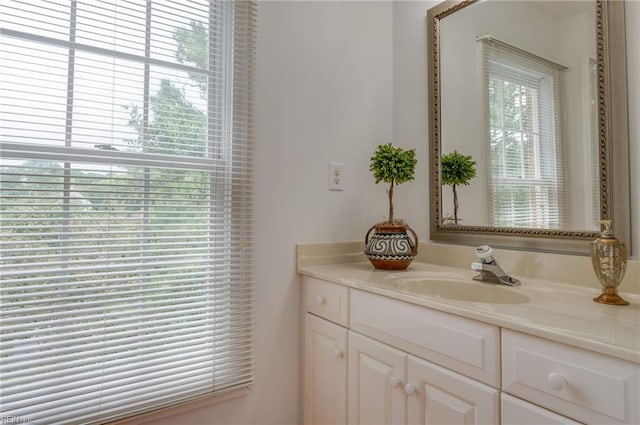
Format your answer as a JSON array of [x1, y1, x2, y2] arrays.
[[428, 0, 630, 254]]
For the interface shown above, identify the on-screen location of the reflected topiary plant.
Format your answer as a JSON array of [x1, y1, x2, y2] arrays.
[[441, 150, 476, 225]]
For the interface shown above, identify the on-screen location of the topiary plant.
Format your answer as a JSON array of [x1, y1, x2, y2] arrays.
[[441, 150, 476, 225], [370, 142, 417, 224]]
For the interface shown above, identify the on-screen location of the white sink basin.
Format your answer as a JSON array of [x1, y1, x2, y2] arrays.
[[384, 272, 529, 304]]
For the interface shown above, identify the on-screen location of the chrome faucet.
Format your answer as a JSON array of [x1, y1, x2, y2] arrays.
[[470, 245, 520, 286]]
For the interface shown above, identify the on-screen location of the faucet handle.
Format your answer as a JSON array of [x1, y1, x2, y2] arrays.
[[475, 245, 495, 264], [470, 262, 484, 272]]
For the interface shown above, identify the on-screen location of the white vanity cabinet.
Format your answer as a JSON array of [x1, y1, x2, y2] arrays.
[[347, 290, 499, 425], [302, 275, 640, 425], [304, 277, 499, 425], [349, 331, 499, 425]]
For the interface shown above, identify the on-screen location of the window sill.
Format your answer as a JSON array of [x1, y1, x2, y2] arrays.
[[107, 386, 253, 425]]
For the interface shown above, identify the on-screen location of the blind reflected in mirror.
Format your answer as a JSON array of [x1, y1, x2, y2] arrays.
[[482, 37, 569, 230]]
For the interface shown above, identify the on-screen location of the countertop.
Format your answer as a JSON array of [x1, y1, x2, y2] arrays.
[[298, 261, 640, 364]]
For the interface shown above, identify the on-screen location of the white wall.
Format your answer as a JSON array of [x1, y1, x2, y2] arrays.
[[393, 0, 640, 259], [391, 1, 437, 239], [149, 2, 393, 424]]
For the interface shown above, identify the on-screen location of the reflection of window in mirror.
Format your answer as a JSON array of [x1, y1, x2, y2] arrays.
[[480, 37, 567, 229]]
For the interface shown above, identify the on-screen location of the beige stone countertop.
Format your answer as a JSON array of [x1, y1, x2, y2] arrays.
[[298, 261, 640, 364]]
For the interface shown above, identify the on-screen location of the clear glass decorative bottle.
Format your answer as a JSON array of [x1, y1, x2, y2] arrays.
[[591, 220, 628, 305]]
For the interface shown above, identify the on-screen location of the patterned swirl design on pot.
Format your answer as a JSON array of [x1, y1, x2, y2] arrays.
[[368, 233, 413, 258], [365, 226, 418, 260]]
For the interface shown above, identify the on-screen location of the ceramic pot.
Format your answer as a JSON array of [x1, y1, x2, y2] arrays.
[[364, 222, 418, 270]]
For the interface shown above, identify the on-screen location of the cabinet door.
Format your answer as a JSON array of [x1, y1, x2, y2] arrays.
[[348, 331, 407, 425], [304, 314, 348, 425], [407, 355, 499, 425], [502, 393, 581, 425]]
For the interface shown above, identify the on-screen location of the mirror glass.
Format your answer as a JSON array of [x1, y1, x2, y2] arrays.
[[440, 1, 596, 229], [428, 0, 630, 254]]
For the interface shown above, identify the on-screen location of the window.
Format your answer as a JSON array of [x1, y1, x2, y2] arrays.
[[481, 37, 567, 229], [0, 1, 255, 423]]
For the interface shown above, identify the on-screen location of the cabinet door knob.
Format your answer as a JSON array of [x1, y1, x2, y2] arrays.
[[314, 295, 326, 306], [547, 372, 564, 390], [389, 376, 401, 388], [404, 384, 417, 396], [333, 348, 344, 359]]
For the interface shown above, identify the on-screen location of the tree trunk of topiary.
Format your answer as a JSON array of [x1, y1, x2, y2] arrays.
[[453, 183, 459, 225], [388, 180, 395, 223]]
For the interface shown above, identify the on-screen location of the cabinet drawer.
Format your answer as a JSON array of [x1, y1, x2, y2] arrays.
[[350, 289, 500, 387], [502, 393, 580, 425], [502, 329, 640, 424], [304, 277, 349, 326]]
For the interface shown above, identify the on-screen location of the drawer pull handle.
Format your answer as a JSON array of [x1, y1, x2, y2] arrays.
[[547, 373, 565, 390], [390, 376, 401, 388], [404, 384, 417, 396], [333, 348, 344, 359], [314, 296, 326, 306]]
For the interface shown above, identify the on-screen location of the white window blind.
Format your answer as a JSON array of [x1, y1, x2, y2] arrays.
[[481, 36, 567, 229], [0, 1, 255, 424]]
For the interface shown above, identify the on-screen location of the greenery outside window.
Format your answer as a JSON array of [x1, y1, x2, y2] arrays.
[[0, 1, 255, 423]]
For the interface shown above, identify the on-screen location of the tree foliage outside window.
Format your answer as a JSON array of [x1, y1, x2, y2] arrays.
[[2, 20, 211, 278]]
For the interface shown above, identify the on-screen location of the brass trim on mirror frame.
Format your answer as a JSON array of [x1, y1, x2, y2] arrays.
[[427, 0, 630, 255]]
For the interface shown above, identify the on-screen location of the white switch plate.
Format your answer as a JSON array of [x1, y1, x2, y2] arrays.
[[329, 162, 344, 191]]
